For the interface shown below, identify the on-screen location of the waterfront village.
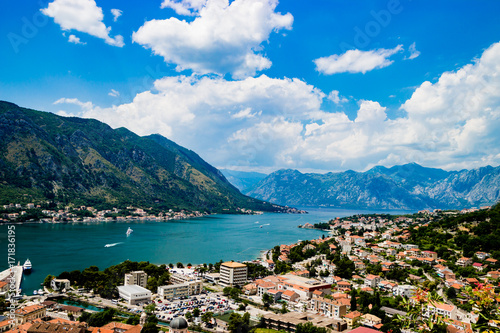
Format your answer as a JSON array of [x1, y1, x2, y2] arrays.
[[1, 206, 500, 333], [0, 202, 306, 224]]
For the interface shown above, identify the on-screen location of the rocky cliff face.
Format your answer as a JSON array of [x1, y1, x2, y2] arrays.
[[245, 164, 500, 210], [0, 101, 276, 212]]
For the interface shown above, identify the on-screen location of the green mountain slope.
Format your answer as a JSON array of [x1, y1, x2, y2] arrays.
[[0, 101, 278, 212]]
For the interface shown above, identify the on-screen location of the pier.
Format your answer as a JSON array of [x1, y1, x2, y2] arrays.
[[0, 265, 23, 296]]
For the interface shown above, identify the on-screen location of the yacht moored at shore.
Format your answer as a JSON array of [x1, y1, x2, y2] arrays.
[[23, 259, 32, 274]]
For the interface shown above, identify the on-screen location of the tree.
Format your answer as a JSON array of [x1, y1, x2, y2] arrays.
[[230, 288, 241, 300], [144, 303, 156, 314], [193, 307, 200, 317], [87, 308, 115, 327], [280, 303, 288, 314], [464, 283, 500, 329], [202, 311, 213, 325], [185, 311, 193, 322], [126, 315, 140, 325], [176, 262, 184, 268], [446, 287, 457, 299], [223, 287, 232, 296], [141, 322, 159, 333], [43, 274, 55, 288], [228, 312, 250, 333], [350, 289, 357, 311], [295, 322, 327, 333], [395, 288, 447, 333], [262, 293, 273, 307]]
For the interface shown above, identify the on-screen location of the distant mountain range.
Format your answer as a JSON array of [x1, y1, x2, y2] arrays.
[[241, 163, 500, 210], [0, 101, 280, 213], [220, 169, 267, 193]]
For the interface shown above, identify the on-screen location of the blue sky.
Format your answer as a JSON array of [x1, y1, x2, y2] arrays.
[[2, 0, 500, 173]]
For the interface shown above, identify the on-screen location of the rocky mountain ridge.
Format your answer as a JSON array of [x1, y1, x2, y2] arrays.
[[244, 163, 500, 210]]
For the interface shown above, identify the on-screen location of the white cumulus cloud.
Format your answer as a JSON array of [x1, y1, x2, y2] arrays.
[[314, 45, 403, 75], [327, 90, 348, 104], [406, 42, 420, 60], [42, 0, 124, 47], [68, 34, 85, 44], [161, 0, 207, 16], [111, 8, 122, 22], [53, 41, 500, 172], [132, 0, 293, 78]]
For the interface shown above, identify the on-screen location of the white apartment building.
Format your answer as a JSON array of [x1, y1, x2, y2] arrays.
[[158, 280, 203, 300], [124, 271, 148, 288], [393, 285, 416, 298], [220, 262, 247, 287]]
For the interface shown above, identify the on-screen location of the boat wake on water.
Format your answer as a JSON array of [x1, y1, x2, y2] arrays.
[[104, 242, 123, 248]]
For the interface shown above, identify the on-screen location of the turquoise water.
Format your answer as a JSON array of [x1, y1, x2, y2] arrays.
[[58, 299, 104, 312], [0, 207, 411, 295]]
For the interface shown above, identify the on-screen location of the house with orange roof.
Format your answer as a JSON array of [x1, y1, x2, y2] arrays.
[[23, 322, 86, 333], [0, 281, 8, 294], [4, 321, 37, 333], [421, 251, 438, 260], [278, 254, 290, 263], [457, 257, 472, 267], [361, 314, 382, 328], [310, 294, 347, 319], [486, 258, 498, 266], [281, 289, 300, 303], [331, 292, 349, 299], [0, 319, 13, 332], [337, 281, 351, 292], [280, 245, 292, 254], [257, 281, 277, 297], [437, 268, 456, 280], [90, 328, 114, 333], [47, 318, 82, 325], [361, 286, 374, 294], [343, 311, 362, 328], [447, 319, 473, 333], [264, 259, 274, 270], [14, 305, 46, 325], [266, 289, 282, 302], [364, 274, 381, 288], [464, 277, 479, 286], [242, 283, 257, 295], [425, 301, 457, 320], [487, 270, 500, 279]]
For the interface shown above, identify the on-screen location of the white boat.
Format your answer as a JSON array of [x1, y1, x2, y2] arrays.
[[126, 227, 133, 236], [37, 289, 45, 295], [33, 290, 37, 295], [23, 259, 32, 273]]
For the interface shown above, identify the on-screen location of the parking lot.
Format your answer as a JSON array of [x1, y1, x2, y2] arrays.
[[152, 293, 235, 322]]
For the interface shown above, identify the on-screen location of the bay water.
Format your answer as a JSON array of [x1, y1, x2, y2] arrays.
[[0, 207, 411, 295]]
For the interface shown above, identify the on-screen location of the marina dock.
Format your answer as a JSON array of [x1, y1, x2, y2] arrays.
[[0, 265, 23, 296]]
